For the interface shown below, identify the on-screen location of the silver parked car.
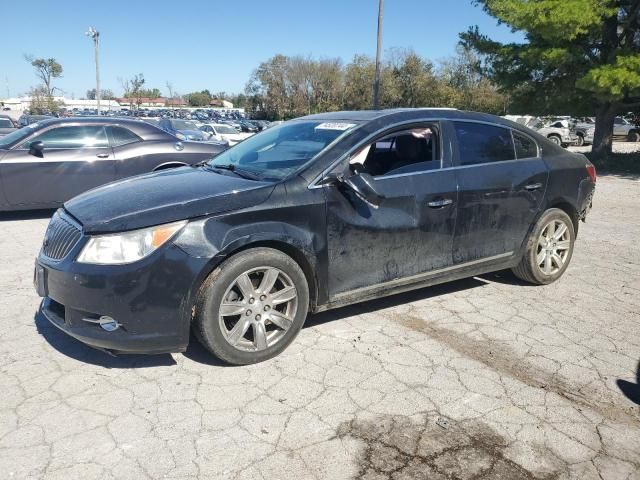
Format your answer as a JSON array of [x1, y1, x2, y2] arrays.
[[533, 119, 578, 147], [613, 117, 640, 142]]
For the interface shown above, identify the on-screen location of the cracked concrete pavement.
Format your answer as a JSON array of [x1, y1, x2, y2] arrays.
[[1, 174, 639, 479]]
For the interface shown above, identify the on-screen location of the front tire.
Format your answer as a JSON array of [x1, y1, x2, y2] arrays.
[[194, 247, 309, 365], [628, 131, 640, 142], [575, 134, 585, 147], [512, 208, 575, 285]]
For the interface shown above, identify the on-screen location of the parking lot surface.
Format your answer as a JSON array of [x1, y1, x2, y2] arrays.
[[1, 174, 639, 480]]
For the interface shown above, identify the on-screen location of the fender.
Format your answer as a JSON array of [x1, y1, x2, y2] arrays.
[[175, 219, 325, 308]]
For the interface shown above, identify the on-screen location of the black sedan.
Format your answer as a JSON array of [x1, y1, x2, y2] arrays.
[[0, 117, 226, 210], [35, 109, 595, 364]]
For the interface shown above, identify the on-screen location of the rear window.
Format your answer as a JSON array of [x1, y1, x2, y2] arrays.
[[454, 122, 515, 166], [0, 119, 13, 128], [109, 126, 141, 147], [513, 131, 538, 159]]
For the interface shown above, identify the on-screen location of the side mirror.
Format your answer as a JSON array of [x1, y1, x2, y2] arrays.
[[342, 172, 383, 207], [29, 141, 44, 158]]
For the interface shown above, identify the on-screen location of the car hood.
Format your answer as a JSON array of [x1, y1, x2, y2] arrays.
[[64, 167, 275, 234]]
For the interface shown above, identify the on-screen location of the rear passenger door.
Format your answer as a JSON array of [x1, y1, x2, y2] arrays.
[[452, 122, 548, 264]]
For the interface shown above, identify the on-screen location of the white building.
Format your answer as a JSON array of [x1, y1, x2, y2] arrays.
[[0, 96, 122, 116]]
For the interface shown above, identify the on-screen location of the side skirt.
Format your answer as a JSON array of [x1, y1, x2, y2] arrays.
[[313, 252, 517, 313]]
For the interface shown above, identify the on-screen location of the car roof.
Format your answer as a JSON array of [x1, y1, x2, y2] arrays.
[[298, 108, 531, 131]]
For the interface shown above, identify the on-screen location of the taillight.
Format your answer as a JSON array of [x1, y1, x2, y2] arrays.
[[586, 164, 596, 183]]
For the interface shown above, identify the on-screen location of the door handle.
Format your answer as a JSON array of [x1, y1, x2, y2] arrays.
[[96, 153, 109, 159], [524, 182, 543, 191], [427, 198, 453, 208]]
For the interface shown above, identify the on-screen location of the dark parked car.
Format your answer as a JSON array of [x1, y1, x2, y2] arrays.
[[0, 115, 18, 137], [158, 118, 207, 141], [0, 117, 225, 211], [35, 109, 595, 365], [18, 114, 53, 127]]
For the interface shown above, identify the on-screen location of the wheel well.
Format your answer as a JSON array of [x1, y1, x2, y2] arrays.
[[548, 202, 580, 236], [229, 240, 318, 309]]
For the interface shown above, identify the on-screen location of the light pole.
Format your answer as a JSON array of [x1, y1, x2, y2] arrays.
[[373, 0, 384, 110], [85, 26, 101, 114]]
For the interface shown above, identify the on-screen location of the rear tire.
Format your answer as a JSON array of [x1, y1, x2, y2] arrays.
[[548, 135, 562, 146], [194, 247, 309, 365], [628, 131, 640, 142], [512, 208, 575, 285]]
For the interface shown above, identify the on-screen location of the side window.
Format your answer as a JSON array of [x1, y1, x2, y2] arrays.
[[614, 117, 623, 125], [109, 126, 141, 147], [453, 122, 515, 166], [512, 131, 538, 159], [24, 126, 108, 149], [351, 125, 441, 177]]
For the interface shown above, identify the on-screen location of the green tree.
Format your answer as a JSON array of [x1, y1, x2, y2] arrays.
[[461, 0, 640, 155], [185, 91, 212, 106], [25, 56, 63, 97]]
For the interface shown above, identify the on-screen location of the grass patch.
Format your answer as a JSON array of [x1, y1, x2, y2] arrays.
[[585, 152, 640, 175]]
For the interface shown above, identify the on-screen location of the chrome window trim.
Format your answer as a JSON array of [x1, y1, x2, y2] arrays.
[[308, 117, 541, 189], [308, 118, 445, 189]]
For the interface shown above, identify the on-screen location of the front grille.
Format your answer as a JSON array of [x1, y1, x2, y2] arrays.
[[41, 211, 82, 260]]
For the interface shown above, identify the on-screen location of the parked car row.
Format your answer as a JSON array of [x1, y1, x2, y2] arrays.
[[504, 114, 640, 147]]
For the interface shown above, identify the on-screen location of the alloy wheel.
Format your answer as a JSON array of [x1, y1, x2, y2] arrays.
[[536, 219, 571, 276], [218, 267, 298, 352]]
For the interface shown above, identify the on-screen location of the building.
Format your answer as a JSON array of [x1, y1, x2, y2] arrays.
[[209, 99, 234, 109], [0, 96, 121, 115]]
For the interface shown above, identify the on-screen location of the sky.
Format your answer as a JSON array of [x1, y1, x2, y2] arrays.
[[0, 0, 523, 100]]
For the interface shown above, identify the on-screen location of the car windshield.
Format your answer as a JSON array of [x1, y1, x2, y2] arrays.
[[172, 120, 198, 130], [215, 125, 238, 134], [207, 120, 357, 180], [0, 125, 39, 149]]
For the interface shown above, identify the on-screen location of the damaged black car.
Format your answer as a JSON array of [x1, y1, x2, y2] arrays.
[[35, 109, 596, 364]]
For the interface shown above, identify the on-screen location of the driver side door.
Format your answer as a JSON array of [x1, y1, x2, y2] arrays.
[[323, 122, 458, 298], [0, 124, 115, 208]]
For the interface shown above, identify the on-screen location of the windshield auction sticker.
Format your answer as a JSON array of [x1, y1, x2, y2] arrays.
[[315, 122, 356, 131]]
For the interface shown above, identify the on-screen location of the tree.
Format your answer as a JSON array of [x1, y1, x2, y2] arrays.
[[86, 88, 114, 100], [185, 91, 212, 106], [121, 74, 146, 111], [461, 0, 640, 155], [28, 86, 62, 114], [25, 56, 63, 97]]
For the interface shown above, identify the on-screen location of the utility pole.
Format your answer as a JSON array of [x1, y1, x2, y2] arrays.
[[373, 0, 384, 110], [85, 27, 101, 114]]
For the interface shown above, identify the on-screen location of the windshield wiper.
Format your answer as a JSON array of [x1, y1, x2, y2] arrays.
[[208, 163, 263, 181]]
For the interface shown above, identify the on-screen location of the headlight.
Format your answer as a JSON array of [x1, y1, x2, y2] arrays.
[[175, 132, 187, 140], [77, 220, 187, 265]]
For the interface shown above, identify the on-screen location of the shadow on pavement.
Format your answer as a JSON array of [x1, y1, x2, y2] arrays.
[[306, 276, 491, 329], [182, 333, 236, 367], [35, 310, 177, 368], [617, 362, 640, 406], [0, 209, 56, 222]]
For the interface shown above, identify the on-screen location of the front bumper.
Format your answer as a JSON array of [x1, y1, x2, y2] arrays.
[[35, 239, 210, 355]]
